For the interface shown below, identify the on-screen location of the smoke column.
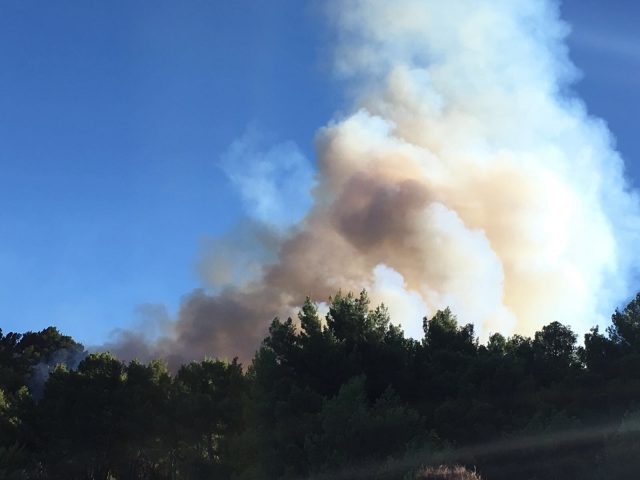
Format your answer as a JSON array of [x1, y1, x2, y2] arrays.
[[106, 0, 640, 366]]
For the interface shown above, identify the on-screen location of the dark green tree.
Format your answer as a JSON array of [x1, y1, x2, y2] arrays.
[[172, 358, 246, 478]]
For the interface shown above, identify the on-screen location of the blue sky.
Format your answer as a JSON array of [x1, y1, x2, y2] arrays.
[[0, 0, 639, 345]]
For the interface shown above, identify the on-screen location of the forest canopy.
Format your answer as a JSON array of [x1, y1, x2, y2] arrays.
[[4, 291, 640, 479]]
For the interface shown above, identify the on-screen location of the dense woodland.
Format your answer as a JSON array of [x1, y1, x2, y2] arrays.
[[4, 291, 640, 479]]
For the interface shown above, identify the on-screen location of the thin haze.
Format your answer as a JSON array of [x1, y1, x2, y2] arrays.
[[105, 0, 640, 366]]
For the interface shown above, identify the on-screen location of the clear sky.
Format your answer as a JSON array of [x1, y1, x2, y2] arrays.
[[1, 0, 639, 346]]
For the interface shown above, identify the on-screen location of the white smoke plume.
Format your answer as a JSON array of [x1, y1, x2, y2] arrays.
[[106, 0, 640, 366], [218, 127, 315, 229]]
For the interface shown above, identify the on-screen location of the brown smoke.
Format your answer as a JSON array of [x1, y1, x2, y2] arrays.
[[103, 0, 640, 366]]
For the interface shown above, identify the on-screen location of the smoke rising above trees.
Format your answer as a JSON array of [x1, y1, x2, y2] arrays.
[[108, 0, 640, 366]]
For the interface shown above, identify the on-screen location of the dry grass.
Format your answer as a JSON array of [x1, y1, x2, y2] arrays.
[[413, 465, 481, 480]]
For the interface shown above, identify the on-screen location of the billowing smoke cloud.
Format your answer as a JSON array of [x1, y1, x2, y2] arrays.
[[106, 0, 640, 366]]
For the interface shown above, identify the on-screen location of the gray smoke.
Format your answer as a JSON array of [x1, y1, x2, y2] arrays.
[[28, 347, 88, 399]]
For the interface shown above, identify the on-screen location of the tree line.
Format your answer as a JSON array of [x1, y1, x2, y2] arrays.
[[4, 291, 640, 479]]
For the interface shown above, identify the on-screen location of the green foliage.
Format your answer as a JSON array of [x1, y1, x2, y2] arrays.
[[608, 293, 640, 350], [305, 376, 423, 474], [5, 291, 640, 478], [326, 290, 372, 343], [173, 358, 246, 478], [0, 442, 28, 480], [0, 326, 85, 400], [299, 297, 322, 338], [423, 308, 476, 354], [533, 321, 577, 362]]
